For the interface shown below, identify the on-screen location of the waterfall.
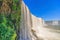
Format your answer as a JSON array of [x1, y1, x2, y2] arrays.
[[20, 1, 32, 40]]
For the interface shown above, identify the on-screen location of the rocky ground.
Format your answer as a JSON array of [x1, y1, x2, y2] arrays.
[[31, 25, 60, 40]]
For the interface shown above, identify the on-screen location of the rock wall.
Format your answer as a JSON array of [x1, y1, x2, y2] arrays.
[[20, 1, 45, 40], [31, 14, 45, 40], [31, 14, 45, 27], [20, 1, 60, 40], [45, 20, 60, 26], [20, 1, 32, 40]]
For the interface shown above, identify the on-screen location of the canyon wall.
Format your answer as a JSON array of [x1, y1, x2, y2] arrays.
[[45, 20, 60, 25], [20, 1, 32, 40], [20, 1, 45, 40], [31, 14, 45, 27], [20, 1, 60, 40]]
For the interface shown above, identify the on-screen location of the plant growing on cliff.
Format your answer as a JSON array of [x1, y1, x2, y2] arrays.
[[0, 14, 17, 40], [0, 0, 21, 40]]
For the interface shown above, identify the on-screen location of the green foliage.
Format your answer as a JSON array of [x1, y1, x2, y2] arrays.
[[0, 14, 17, 40], [12, 0, 20, 11], [12, 4, 17, 11], [0, 0, 21, 40], [0, 23, 16, 40], [13, 0, 19, 3]]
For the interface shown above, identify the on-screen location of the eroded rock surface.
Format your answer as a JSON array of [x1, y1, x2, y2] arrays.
[[20, 1, 60, 40]]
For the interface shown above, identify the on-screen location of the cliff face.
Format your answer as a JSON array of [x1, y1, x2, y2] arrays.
[[20, 1, 60, 40], [45, 20, 60, 26], [31, 14, 45, 40], [31, 14, 45, 27], [0, 0, 21, 40], [20, 1, 32, 40], [20, 1, 45, 40]]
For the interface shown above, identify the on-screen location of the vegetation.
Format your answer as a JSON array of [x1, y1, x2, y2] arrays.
[[0, 0, 21, 40]]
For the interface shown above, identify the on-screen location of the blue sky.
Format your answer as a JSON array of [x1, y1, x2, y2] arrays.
[[23, 0, 60, 21]]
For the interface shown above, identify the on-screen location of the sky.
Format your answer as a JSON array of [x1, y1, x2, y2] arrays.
[[23, 0, 60, 21]]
